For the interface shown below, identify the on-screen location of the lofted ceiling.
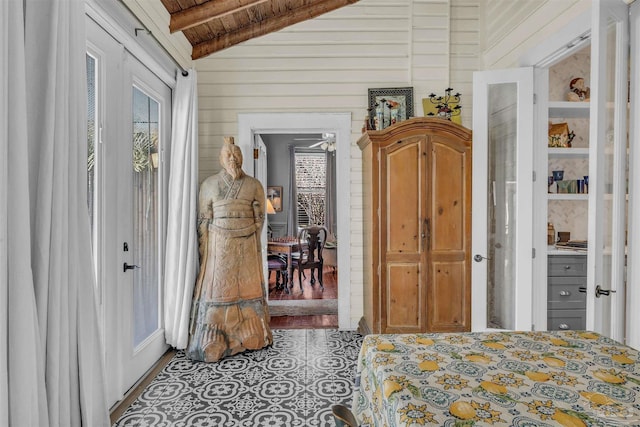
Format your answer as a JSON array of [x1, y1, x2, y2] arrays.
[[160, 0, 360, 60]]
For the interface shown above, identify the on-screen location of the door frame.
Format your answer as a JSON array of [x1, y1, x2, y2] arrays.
[[628, 0, 640, 350], [238, 112, 353, 329]]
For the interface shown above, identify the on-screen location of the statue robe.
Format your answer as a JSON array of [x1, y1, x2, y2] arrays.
[[187, 171, 272, 362]]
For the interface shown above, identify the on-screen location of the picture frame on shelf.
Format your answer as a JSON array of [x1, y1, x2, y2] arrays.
[[266, 186, 283, 212], [368, 87, 414, 130], [548, 122, 575, 147]]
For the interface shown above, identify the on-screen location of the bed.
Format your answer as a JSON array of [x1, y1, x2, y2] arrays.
[[352, 330, 640, 426]]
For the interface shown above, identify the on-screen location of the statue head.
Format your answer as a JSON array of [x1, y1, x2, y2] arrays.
[[220, 136, 245, 180]]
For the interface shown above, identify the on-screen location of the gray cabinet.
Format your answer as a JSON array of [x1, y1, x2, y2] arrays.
[[547, 255, 586, 330]]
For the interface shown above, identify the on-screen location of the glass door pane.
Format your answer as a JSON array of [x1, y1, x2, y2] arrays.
[[486, 83, 518, 329], [132, 86, 160, 347]]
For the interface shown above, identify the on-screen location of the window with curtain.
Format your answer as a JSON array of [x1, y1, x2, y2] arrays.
[[294, 150, 326, 227]]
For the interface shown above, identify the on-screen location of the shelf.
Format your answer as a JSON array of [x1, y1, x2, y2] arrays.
[[548, 101, 590, 118], [547, 246, 587, 255], [548, 147, 589, 157], [548, 193, 588, 201]]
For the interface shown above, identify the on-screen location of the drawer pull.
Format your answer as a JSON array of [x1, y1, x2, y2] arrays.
[[558, 323, 570, 330], [563, 265, 571, 270], [559, 290, 571, 296]]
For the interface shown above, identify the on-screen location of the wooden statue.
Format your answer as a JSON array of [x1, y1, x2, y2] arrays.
[[186, 137, 273, 362]]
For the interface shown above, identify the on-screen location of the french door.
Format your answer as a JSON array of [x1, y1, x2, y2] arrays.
[[471, 0, 638, 345], [87, 18, 170, 406], [586, 0, 629, 342], [471, 68, 535, 331]]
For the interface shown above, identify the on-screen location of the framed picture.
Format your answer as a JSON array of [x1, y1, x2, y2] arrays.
[[267, 186, 283, 212], [548, 122, 575, 148], [368, 87, 414, 130]]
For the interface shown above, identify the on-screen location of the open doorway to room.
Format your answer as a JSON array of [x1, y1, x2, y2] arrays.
[[260, 134, 338, 328], [237, 112, 352, 330]]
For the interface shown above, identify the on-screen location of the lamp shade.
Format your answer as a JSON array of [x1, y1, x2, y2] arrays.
[[266, 198, 276, 214]]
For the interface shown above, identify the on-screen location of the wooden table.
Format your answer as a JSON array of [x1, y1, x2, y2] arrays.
[[267, 240, 300, 292]]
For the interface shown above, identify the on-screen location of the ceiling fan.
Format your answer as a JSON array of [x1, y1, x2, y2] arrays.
[[294, 132, 336, 151]]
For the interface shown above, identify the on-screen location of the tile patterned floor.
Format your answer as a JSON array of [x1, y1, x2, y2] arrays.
[[112, 329, 363, 427]]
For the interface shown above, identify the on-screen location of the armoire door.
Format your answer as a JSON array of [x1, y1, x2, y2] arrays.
[[379, 135, 428, 333], [379, 129, 471, 333], [427, 133, 472, 332]]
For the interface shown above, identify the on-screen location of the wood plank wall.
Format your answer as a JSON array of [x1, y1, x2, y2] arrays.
[[187, 0, 590, 325], [481, 0, 589, 69], [194, 0, 480, 325]]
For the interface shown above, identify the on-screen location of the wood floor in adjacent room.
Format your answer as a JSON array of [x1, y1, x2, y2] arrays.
[[268, 265, 338, 329]]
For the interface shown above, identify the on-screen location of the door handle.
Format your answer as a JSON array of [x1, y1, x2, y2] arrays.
[[473, 254, 491, 262], [123, 262, 140, 272], [595, 285, 616, 298]]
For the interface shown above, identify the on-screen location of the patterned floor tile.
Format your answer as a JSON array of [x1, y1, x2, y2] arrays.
[[113, 329, 363, 427]]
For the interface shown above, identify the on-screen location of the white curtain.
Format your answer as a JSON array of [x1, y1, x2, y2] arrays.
[[1, 0, 109, 426], [163, 70, 199, 349], [1, 1, 49, 425]]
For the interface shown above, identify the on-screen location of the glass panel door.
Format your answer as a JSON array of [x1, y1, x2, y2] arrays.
[[472, 68, 534, 331], [120, 53, 170, 392], [587, 1, 629, 340], [131, 86, 161, 347]]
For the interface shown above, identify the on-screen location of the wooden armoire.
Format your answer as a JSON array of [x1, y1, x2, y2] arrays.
[[358, 117, 472, 334]]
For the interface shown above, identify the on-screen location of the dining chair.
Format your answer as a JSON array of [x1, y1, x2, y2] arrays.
[[267, 254, 288, 291], [291, 225, 327, 292], [331, 404, 358, 427]]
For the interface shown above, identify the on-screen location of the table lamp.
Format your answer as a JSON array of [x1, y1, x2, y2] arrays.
[[266, 198, 276, 215], [266, 198, 276, 239]]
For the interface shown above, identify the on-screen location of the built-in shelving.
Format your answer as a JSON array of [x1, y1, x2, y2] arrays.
[[548, 101, 590, 118], [548, 147, 589, 157], [548, 193, 588, 201]]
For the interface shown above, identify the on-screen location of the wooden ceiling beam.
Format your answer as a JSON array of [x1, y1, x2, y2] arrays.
[[170, 0, 270, 33], [191, 0, 359, 59]]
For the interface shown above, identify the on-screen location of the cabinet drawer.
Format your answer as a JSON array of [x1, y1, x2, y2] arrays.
[[547, 277, 587, 310], [548, 255, 587, 277], [548, 309, 586, 331]]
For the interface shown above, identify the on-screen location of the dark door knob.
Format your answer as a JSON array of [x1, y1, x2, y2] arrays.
[[123, 262, 140, 272], [595, 285, 615, 298]]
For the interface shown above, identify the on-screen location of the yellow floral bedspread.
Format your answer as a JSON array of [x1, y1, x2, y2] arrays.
[[352, 331, 640, 426]]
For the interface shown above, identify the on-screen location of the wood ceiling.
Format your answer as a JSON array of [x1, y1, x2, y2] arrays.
[[160, 0, 360, 60]]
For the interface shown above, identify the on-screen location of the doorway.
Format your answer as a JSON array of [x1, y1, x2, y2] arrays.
[[237, 112, 352, 329], [260, 134, 338, 327]]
